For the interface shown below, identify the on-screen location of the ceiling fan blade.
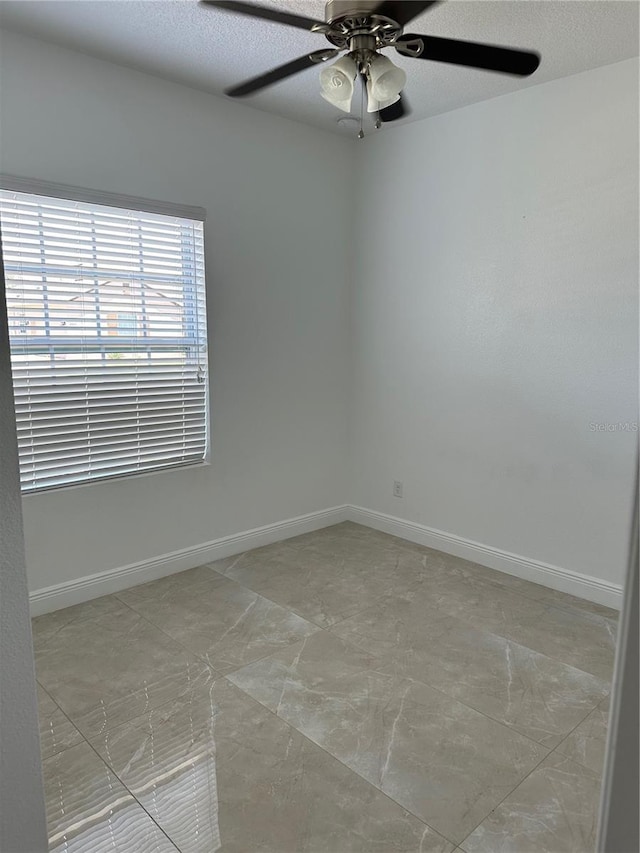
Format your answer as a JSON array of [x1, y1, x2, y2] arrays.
[[372, 1, 441, 27], [226, 49, 340, 97], [200, 1, 327, 32], [379, 94, 410, 123], [396, 33, 540, 76]]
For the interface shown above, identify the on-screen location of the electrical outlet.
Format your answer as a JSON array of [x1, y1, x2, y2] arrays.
[[393, 480, 403, 498]]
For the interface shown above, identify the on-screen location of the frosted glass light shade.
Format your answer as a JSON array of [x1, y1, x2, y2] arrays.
[[367, 54, 406, 112], [366, 85, 400, 114], [319, 54, 358, 112]]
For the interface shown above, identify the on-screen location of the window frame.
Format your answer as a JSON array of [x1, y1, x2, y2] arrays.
[[0, 175, 210, 494]]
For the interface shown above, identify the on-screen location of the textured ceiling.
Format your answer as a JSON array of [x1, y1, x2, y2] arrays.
[[0, 0, 638, 136]]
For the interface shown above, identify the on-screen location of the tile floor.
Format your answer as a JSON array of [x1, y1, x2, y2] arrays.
[[33, 522, 618, 852]]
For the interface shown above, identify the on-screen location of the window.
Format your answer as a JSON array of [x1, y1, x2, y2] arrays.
[[0, 178, 208, 492], [115, 312, 138, 336]]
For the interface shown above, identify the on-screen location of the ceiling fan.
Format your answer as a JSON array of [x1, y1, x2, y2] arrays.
[[201, 1, 541, 133]]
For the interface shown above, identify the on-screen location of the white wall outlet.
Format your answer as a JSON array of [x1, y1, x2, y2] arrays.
[[393, 480, 403, 498]]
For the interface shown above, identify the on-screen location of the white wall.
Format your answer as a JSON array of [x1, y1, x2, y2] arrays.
[[0, 31, 636, 598], [352, 59, 639, 587], [0, 32, 354, 593], [598, 479, 638, 851], [0, 262, 47, 850]]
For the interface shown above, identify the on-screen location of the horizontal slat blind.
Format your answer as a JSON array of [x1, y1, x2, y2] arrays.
[[0, 187, 208, 492]]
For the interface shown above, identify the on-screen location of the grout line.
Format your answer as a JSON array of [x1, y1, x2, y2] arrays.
[[326, 589, 613, 696], [554, 707, 600, 756], [545, 705, 609, 777], [35, 682, 86, 759], [36, 680, 63, 709], [316, 623, 558, 750], [457, 705, 609, 848], [112, 581, 324, 677], [442, 562, 619, 624], [114, 555, 403, 664], [353, 519, 621, 623], [206, 560, 437, 632], [455, 746, 551, 848], [111, 592, 222, 668], [219, 671, 460, 849], [413, 594, 614, 684], [37, 693, 180, 851], [78, 733, 180, 851], [343, 624, 609, 754]]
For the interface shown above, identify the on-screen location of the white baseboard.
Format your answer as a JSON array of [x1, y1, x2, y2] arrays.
[[29, 505, 349, 616], [347, 505, 623, 610], [30, 501, 623, 616]]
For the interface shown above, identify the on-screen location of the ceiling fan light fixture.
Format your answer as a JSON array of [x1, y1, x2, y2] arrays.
[[367, 53, 406, 112], [366, 85, 400, 114], [207, 0, 541, 124], [319, 54, 357, 112]]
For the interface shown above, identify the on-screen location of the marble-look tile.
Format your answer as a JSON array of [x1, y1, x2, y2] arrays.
[[283, 521, 444, 566], [37, 685, 84, 759], [228, 631, 548, 843], [209, 524, 403, 586], [407, 573, 550, 637], [438, 557, 618, 622], [43, 741, 177, 852], [35, 603, 202, 720], [224, 523, 619, 626], [496, 604, 618, 682], [330, 587, 454, 657], [322, 525, 619, 626], [402, 577, 616, 682], [88, 676, 452, 853], [460, 752, 603, 853], [290, 526, 458, 588], [211, 526, 472, 628], [293, 525, 605, 625], [366, 547, 466, 594], [207, 543, 304, 587], [413, 554, 549, 600], [557, 700, 610, 774], [215, 538, 301, 567], [115, 565, 220, 603], [117, 570, 319, 673], [337, 602, 609, 747], [32, 594, 126, 644], [213, 554, 398, 628], [285, 522, 401, 555], [74, 661, 214, 740], [36, 523, 616, 851], [515, 585, 619, 622], [341, 526, 618, 626], [419, 550, 619, 632]]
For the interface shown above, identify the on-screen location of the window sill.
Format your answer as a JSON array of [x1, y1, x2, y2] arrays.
[[21, 458, 211, 497]]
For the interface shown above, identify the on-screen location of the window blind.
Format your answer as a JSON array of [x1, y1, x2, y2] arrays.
[[0, 184, 208, 492]]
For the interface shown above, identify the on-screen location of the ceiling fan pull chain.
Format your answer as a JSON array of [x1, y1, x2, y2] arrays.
[[358, 73, 365, 138]]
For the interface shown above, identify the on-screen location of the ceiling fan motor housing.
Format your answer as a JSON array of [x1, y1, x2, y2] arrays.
[[323, 1, 403, 51], [325, 1, 388, 22]]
